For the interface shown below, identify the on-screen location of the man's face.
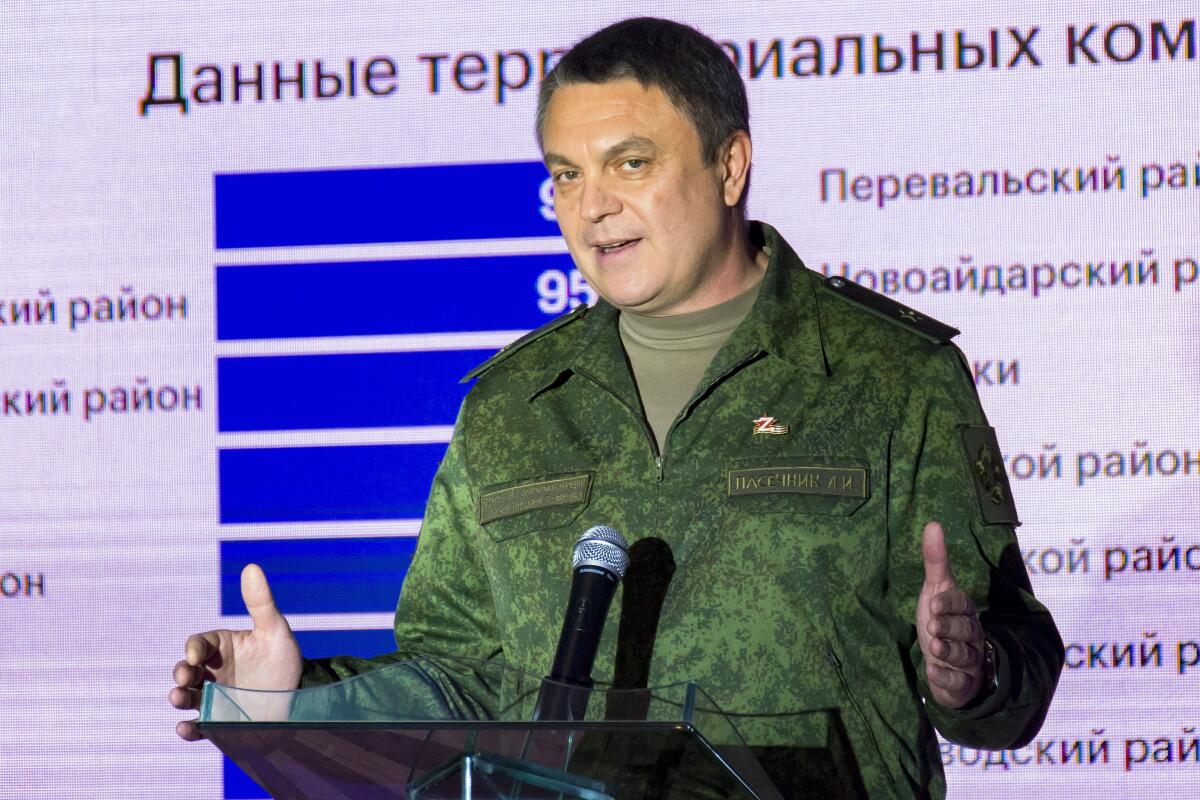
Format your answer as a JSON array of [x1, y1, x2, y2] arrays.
[[541, 79, 734, 316]]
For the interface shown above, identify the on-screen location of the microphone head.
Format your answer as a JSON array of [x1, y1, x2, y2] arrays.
[[572, 525, 631, 579]]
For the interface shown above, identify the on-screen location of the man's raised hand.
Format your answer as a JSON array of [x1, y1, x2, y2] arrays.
[[169, 564, 302, 741], [916, 521, 987, 709]]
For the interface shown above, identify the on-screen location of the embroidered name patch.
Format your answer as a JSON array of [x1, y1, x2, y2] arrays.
[[727, 466, 868, 499], [478, 474, 592, 525]]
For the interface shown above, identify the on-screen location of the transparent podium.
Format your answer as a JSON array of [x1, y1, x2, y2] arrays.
[[199, 657, 784, 799]]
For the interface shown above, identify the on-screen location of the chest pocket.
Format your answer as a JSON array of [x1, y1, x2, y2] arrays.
[[725, 456, 871, 517], [477, 471, 593, 543]]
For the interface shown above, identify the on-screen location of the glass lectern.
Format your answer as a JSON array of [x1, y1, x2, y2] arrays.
[[199, 657, 783, 799]]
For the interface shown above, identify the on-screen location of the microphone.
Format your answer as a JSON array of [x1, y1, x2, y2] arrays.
[[533, 524, 630, 721]]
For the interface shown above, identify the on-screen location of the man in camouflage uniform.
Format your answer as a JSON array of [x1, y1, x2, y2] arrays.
[[172, 17, 1063, 799]]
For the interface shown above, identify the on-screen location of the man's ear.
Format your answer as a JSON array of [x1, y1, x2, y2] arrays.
[[720, 130, 752, 208]]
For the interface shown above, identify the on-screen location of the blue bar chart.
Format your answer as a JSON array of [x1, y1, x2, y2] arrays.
[[213, 159, 566, 798]]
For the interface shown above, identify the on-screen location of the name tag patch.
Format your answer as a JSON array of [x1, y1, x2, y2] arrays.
[[728, 466, 868, 499], [478, 474, 592, 525]]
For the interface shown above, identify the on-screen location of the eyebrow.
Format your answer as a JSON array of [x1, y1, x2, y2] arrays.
[[602, 135, 657, 161], [543, 135, 658, 169]]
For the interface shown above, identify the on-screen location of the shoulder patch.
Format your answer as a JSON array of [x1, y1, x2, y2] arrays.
[[460, 304, 589, 383], [961, 425, 1021, 526], [821, 275, 959, 344]]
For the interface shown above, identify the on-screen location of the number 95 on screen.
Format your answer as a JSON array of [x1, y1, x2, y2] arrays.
[[536, 269, 597, 314]]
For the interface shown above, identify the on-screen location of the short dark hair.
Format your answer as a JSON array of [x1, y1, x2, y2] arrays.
[[536, 17, 750, 168]]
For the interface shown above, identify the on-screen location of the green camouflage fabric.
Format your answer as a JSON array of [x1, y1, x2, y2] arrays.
[[302, 222, 1064, 799]]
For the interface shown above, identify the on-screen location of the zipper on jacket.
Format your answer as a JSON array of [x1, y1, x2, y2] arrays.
[[653, 349, 763, 484], [677, 349, 762, 434], [579, 348, 761, 485], [573, 366, 665, 481]]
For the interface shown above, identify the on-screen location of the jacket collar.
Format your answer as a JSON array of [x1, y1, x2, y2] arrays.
[[733, 221, 830, 377], [534, 221, 830, 401]]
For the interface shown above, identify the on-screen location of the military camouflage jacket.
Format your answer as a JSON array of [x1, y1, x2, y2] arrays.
[[304, 222, 1064, 799]]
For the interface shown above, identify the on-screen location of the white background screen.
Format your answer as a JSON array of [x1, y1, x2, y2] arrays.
[[2, 2, 1197, 796]]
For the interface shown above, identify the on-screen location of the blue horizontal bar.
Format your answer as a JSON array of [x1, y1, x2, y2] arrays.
[[293, 628, 397, 659], [217, 350, 482, 432], [215, 252, 576, 340], [220, 537, 417, 616], [219, 443, 445, 523], [214, 161, 558, 249]]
